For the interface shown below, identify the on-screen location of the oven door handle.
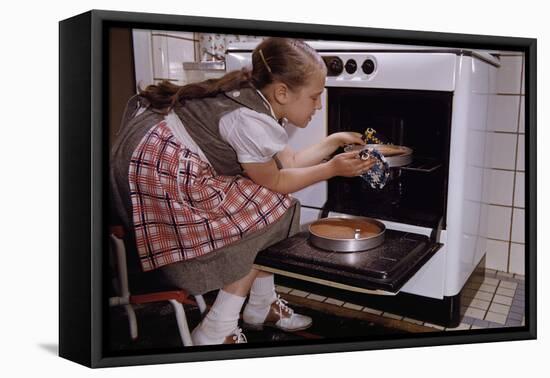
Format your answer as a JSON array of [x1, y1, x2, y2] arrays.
[[253, 264, 398, 296]]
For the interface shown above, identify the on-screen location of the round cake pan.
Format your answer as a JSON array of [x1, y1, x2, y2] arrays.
[[308, 215, 385, 252], [344, 144, 413, 167]]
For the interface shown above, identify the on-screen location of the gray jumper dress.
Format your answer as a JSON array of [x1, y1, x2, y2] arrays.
[[110, 86, 300, 295]]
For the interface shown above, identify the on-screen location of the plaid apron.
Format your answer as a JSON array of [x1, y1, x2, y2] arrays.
[[129, 120, 292, 271]]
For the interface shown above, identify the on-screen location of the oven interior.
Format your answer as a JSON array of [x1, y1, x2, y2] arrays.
[[325, 87, 453, 230]]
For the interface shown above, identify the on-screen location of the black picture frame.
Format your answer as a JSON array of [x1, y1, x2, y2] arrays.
[[59, 9, 536, 368]]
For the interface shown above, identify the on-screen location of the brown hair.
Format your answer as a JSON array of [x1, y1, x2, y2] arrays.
[[138, 37, 325, 114]]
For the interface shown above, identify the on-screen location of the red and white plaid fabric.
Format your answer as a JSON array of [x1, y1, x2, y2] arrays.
[[128, 121, 292, 271]]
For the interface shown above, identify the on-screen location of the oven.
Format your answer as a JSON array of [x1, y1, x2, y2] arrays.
[[226, 41, 499, 326]]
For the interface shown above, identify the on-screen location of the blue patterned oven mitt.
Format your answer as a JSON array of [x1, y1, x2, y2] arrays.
[[358, 147, 390, 189]]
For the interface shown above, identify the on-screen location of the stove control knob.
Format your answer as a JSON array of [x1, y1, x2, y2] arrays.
[[345, 59, 357, 74], [323, 56, 344, 76], [362, 59, 376, 75]]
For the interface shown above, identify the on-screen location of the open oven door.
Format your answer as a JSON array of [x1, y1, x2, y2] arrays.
[[254, 229, 443, 295]]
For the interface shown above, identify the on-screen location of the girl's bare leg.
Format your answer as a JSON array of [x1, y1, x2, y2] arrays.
[[222, 267, 262, 297]]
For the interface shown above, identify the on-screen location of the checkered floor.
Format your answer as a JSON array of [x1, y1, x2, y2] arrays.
[[107, 268, 526, 352], [275, 268, 525, 331]]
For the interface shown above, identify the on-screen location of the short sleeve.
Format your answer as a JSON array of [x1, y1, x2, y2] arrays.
[[219, 107, 288, 163]]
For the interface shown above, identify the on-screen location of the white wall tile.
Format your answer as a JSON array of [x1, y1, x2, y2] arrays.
[[487, 133, 517, 170], [166, 33, 196, 83], [133, 29, 154, 88], [516, 134, 525, 171], [486, 239, 509, 272], [514, 172, 525, 208], [497, 56, 523, 94], [511, 208, 525, 243], [509, 243, 525, 275], [487, 95, 520, 132], [486, 205, 512, 240], [487, 169, 514, 206], [518, 96, 525, 133], [151, 35, 170, 79]]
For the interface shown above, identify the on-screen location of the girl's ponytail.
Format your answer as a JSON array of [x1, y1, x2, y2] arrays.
[[138, 37, 325, 114], [139, 67, 252, 114]]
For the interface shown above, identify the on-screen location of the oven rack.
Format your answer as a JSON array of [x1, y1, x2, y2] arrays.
[[399, 157, 442, 173]]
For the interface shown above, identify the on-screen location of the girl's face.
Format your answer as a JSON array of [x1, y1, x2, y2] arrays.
[[283, 68, 326, 128]]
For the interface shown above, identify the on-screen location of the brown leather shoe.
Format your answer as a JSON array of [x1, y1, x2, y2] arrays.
[[243, 295, 313, 332]]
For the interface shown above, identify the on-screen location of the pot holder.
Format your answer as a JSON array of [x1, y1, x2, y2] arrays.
[[358, 147, 390, 189]]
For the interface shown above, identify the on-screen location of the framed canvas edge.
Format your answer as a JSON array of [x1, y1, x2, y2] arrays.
[[57, 9, 537, 369]]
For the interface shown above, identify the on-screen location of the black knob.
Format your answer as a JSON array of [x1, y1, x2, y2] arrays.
[[345, 59, 357, 74], [329, 58, 343, 75], [323, 56, 343, 76], [362, 59, 376, 75]]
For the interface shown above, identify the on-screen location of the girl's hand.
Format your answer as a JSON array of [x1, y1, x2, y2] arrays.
[[328, 132, 365, 149], [327, 151, 377, 178]]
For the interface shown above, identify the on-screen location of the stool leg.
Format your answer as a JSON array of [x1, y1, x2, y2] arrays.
[[124, 304, 138, 340], [168, 299, 193, 346]]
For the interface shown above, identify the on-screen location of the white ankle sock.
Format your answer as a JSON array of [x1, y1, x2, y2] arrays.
[[248, 274, 277, 307], [200, 290, 246, 337]]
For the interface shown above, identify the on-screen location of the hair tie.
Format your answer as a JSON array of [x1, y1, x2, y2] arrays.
[[258, 49, 272, 73]]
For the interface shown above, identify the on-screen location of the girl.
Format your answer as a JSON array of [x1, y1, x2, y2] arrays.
[[110, 37, 375, 346]]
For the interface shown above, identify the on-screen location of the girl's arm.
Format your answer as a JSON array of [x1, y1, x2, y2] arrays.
[[276, 132, 365, 168], [242, 150, 376, 195]]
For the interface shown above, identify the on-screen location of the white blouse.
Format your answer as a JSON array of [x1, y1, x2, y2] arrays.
[[158, 89, 287, 166], [218, 107, 288, 164]]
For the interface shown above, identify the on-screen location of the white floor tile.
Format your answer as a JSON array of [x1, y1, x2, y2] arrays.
[[382, 312, 403, 320], [465, 307, 487, 320], [492, 294, 513, 306], [474, 291, 494, 302], [362, 307, 383, 316], [489, 303, 510, 315], [289, 289, 309, 298], [403, 317, 424, 325], [499, 281, 518, 290], [470, 299, 490, 311], [275, 285, 293, 294], [325, 297, 344, 306], [485, 311, 507, 324], [496, 287, 516, 297], [496, 271, 515, 279], [343, 303, 363, 311], [483, 277, 500, 286], [424, 322, 445, 330], [307, 293, 327, 302], [479, 283, 498, 294]]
